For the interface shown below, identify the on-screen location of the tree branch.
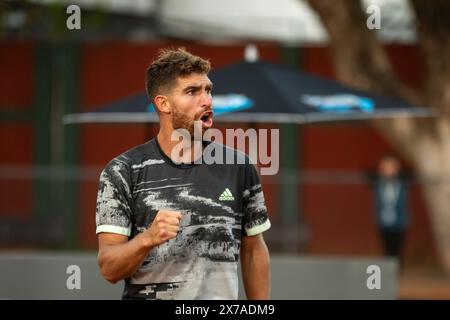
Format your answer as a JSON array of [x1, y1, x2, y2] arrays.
[[306, 0, 426, 161]]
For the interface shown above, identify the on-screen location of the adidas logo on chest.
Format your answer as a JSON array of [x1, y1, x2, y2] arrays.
[[219, 188, 235, 201]]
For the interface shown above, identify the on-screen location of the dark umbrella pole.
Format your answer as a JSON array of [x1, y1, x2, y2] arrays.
[[278, 47, 305, 253], [276, 123, 310, 253], [279, 123, 302, 253]]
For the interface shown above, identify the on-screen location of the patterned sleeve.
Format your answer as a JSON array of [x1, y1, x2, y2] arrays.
[[242, 163, 271, 237], [95, 158, 133, 236]]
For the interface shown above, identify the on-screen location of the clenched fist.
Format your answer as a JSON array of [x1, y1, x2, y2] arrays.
[[145, 210, 182, 247]]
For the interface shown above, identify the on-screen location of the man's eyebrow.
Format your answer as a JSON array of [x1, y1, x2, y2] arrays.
[[183, 83, 213, 91], [183, 85, 201, 92]]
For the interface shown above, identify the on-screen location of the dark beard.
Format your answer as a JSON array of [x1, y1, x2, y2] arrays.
[[172, 107, 194, 132], [172, 107, 204, 140]]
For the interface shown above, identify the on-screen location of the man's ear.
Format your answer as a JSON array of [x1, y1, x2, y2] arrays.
[[154, 95, 171, 114]]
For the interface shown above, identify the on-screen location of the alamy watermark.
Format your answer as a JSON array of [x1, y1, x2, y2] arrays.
[[66, 5, 81, 30], [171, 121, 279, 175], [366, 5, 381, 30], [66, 264, 81, 290], [366, 264, 381, 290]]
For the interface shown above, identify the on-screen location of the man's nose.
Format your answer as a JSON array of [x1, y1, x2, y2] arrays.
[[201, 91, 212, 109]]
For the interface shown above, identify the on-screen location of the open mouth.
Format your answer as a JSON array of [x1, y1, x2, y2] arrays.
[[199, 111, 213, 128]]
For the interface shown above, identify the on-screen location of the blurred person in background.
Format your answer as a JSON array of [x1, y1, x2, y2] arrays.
[[95, 48, 271, 300], [371, 154, 410, 269]]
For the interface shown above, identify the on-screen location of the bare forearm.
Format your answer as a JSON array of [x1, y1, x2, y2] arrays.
[[98, 232, 155, 283], [97, 210, 182, 284], [241, 242, 271, 299]]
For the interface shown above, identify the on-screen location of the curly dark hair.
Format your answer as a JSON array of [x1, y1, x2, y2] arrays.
[[145, 47, 211, 103]]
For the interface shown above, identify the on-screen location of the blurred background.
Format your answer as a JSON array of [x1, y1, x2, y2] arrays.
[[1, 0, 450, 299]]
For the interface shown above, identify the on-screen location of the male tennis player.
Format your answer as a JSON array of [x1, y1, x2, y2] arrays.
[[96, 48, 271, 299]]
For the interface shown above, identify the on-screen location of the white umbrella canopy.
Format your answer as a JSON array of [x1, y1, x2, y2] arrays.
[[159, 0, 328, 44], [158, 0, 416, 44]]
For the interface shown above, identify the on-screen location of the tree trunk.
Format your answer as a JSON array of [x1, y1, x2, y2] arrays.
[[413, 118, 450, 272], [307, 0, 450, 273]]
